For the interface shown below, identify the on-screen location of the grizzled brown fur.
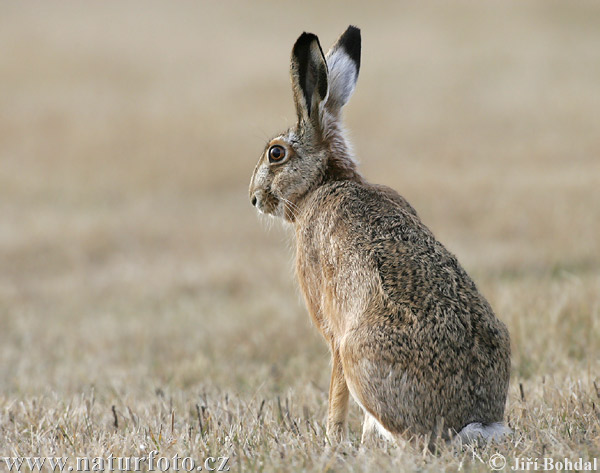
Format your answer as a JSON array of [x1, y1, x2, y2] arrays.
[[249, 26, 511, 444]]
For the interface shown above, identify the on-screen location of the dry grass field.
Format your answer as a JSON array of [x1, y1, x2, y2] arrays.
[[1, 1, 599, 471]]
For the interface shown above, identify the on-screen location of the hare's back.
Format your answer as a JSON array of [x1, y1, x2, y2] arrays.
[[325, 181, 487, 315]]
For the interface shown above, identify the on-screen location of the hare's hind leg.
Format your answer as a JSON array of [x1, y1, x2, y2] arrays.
[[326, 349, 350, 441], [339, 327, 415, 440], [361, 411, 378, 443], [361, 411, 396, 444]]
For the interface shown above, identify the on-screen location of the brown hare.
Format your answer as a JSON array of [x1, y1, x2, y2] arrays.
[[249, 26, 511, 445]]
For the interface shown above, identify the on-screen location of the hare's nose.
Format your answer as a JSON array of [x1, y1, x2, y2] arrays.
[[251, 195, 258, 207]]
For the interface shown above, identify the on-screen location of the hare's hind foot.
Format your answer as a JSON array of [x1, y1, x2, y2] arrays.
[[361, 411, 396, 444], [457, 422, 511, 444]]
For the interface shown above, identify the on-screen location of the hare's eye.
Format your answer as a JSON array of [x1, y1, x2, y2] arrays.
[[268, 145, 286, 163]]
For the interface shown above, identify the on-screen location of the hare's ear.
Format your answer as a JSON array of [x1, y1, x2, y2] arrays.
[[290, 32, 329, 126], [325, 26, 361, 114]]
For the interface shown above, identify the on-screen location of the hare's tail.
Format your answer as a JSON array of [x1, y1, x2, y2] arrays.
[[457, 422, 511, 443]]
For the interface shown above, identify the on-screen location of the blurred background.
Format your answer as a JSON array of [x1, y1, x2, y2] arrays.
[[1, 0, 599, 409]]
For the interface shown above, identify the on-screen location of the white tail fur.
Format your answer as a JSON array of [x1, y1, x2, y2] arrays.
[[458, 422, 512, 443]]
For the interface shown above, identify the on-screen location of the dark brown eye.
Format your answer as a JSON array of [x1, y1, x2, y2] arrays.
[[268, 145, 286, 163]]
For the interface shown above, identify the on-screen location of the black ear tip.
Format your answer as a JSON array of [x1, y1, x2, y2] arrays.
[[345, 25, 361, 37], [341, 25, 361, 44], [340, 25, 361, 70], [293, 32, 320, 56]]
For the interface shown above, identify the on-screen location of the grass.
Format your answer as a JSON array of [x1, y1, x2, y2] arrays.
[[1, 1, 599, 471]]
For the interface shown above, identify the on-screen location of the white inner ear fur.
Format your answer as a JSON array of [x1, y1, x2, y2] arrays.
[[325, 48, 358, 112]]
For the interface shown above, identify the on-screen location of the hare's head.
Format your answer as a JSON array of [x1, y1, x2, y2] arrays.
[[249, 26, 362, 221]]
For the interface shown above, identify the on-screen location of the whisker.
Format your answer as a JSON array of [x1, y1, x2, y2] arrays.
[[282, 198, 299, 213], [282, 198, 299, 220], [286, 199, 300, 213]]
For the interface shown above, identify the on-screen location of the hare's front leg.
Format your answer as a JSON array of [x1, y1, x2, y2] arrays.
[[326, 349, 349, 441]]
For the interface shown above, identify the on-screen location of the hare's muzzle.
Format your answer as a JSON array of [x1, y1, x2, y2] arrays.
[[249, 190, 265, 213]]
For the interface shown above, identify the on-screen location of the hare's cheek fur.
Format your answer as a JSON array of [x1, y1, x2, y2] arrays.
[[273, 160, 319, 203]]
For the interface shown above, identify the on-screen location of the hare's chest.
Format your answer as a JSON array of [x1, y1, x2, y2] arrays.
[[295, 230, 331, 339], [295, 223, 362, 341]]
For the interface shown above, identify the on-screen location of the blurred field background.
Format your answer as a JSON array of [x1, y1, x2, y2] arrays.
[[1, 1, 599, 471]]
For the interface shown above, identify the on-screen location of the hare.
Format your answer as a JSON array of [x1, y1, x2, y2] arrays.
[[249, 26, 511, 445]]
